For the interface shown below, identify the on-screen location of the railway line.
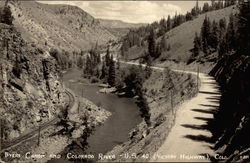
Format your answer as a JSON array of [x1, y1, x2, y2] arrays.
[[0, 89, 75, 153]]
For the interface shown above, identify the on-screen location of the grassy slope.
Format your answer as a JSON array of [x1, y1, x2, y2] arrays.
[[123, 6, 236, 63], [160, 6, 236, 62], [10, 1, 117, 52]]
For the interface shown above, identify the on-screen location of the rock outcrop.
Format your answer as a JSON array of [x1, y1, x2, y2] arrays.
[[0, 23, 66, 140]]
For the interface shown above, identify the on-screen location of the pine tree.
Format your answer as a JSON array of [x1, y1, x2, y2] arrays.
[[193, 32, 202, 57], [108, 55, 116, 87], [211, 20, 220, 50], [105, 46, 110, 67], [100, 63, 107, 80], [158, 18, 167, 36], [202, 3, 210, 13], [226, 14, 237, 51], [218, 37, 229, 58], [201, 15, 212, 54], [145, 59, 152, 79], [167, 15, 171, 31], [219, 18, 227, 40], [148, 28, 156, 58]]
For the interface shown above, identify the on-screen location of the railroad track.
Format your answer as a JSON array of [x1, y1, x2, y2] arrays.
[[0, 89, 75, 153]]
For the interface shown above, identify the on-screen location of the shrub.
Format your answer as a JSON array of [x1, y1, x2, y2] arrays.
[[90, 76, 99, 83]]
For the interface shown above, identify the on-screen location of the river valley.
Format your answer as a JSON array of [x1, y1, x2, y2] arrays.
[[56, 68, 142, 162]]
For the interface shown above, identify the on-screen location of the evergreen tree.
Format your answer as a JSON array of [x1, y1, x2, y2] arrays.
[[167, 15, 171, 31], [77, 56, 84, 68], [100, 63, 107, 80], [218, 37, 229, 58], [237, 1, 250, 55], [105, 46, 110, 66], [158, 18, 167, 36], [219, 18, 227, 40], [148, 28, 156, 58], [202, 3, 210, 13], [226, 14, 237, 51], [145, 59, 152, 79], [137, 93, 151, 127], [186, 11, 193, 21], [210, 20, 220, 50], [201, 15, 212, 54], [108, 55, 116, 86], [193, 32, 202, 57]]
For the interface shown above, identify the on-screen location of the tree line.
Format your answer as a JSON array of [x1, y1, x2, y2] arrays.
[[121, 0, 237, 61], [191, 9, 239, 61]]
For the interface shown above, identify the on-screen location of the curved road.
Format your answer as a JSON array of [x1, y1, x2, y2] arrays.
[[118, 60, 220, 162], [0, 89, 75, 153]]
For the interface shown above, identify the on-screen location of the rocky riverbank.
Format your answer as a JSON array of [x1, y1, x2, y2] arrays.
[[1, 89, 111, 163]]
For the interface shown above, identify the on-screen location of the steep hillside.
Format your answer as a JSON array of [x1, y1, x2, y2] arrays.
[[209, 54, 250, 162], [9, 1, 117, 52], [0, 23, 66, 140], [159, 6, 236, 62], [207, 2, 250, 162], [122, 6, 236, 63]]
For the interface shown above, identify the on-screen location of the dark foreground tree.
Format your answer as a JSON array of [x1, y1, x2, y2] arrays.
[[237, 1, 250, 55]]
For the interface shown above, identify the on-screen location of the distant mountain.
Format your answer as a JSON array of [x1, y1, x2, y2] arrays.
[[98, 19, 146, 29], [9, 1, 117, 52], [98, 19, 146, 38]]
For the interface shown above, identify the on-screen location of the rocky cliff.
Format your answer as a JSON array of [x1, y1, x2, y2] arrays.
[[0, 22, 66, 141]]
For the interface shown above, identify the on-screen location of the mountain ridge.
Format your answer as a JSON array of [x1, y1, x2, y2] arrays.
[[9, 1, 117, 52]]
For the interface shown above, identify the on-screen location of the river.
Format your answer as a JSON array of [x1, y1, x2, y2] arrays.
[[53, 68, 142, 162]]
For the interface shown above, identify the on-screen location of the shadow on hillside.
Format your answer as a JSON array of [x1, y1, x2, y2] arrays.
[[192, 108, 217, 114], [194, 117, 213, 121], [199, 91, 221, 95], [183, 134, 214, 143], [181, 81, 221, 159], [206, 96, 221, 101], [181, 124, 211, 131], [200, 104, 219, 108]]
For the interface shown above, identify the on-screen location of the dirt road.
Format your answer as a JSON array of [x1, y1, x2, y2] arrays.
[[117, 60, 220, 162], [150, 72, 220, 162]]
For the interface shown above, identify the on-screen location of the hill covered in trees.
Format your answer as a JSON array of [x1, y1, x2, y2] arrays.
[[120, 0, 237, 63]]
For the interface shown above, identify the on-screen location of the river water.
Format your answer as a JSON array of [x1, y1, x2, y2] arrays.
[[54, 68, 141, 162]]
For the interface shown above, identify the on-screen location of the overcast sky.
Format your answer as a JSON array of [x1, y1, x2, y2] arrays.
[[39, 1, 210, 23]]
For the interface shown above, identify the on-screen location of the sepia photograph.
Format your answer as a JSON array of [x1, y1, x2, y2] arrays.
[[0, 0, 249, 162]]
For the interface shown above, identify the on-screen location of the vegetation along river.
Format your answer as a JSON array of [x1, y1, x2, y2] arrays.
[[51, 68, 142, 162]]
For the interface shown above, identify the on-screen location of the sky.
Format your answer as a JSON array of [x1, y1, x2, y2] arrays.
[[39, 1, 211, 24]]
